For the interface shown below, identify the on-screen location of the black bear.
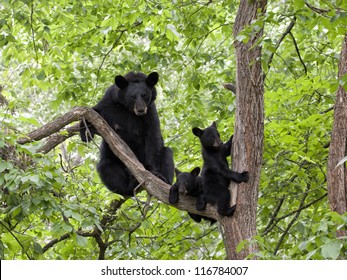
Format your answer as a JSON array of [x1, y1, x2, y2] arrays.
[[192, 122, 249, 216], [169, 167, 215, 223], [80, 71, 174, 196], [169, 167, 201, 204]]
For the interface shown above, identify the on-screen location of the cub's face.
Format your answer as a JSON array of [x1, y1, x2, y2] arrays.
[[176, 172, 195, 195], [192, 122, 223, 149]]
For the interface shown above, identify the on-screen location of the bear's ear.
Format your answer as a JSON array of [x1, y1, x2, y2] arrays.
[[174, 168, 181, 177], [190, 167, 201, 177], [192, 127, 203, 138], [146, 72, 159, 87], [115, 75, 129, 89], [211, 121, 217, 128]]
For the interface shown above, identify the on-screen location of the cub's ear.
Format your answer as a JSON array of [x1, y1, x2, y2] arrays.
[[190, 167, 201, 177], [174, 168, 182, 177], [115, 75, 129, 89], [211, 121, 217, 128], [192, 127, 203, 138], [146, 72, 159, 87]]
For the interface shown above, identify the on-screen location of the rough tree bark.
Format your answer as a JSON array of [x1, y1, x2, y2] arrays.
[[221, 0, 267, 259], [327, 33, 347, 236]]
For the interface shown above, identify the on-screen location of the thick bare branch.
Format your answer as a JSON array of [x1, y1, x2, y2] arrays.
[[17, 106, 219, 220], [38, 123, 80, 154]]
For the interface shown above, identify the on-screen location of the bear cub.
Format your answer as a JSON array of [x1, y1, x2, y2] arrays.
[[192, 122, 249, 216], [169, 167, 201, 204], [169, 167, 215, 223], [80, 71, 174, 196]]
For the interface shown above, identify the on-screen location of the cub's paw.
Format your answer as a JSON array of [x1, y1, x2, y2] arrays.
[[218, 204, 237, 217], [169, 187, 179, 204], [151, 170, 168, 183], [196, 197, 207, 211], [238, 171, 249, 183]]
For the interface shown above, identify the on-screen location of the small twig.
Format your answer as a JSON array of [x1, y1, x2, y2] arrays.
[[0, 220, 32, 259], [94, 21, 142, 91], [276, 193, 327, 221], [266, 17, 296, 77], [261, 197, 285, 236], [59, 153, 68, 173], [0, 85, 9, 107], [289, 31, 307, 75], [133, 181, 146, 198], [30, 0, 38, 62], [274, 185, 310, 255], [95, 31, 125, 91], [320, 106, 334, 114], [305, 2, 331, 15]]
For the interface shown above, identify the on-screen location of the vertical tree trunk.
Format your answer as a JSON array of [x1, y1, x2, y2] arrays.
[[327, 33, 347, 237], [220, 0, 267, 259]]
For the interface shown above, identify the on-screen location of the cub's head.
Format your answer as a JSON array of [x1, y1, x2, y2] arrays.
[[174, 167, 201, 195], [115, 71, 159, 116], [192, 122, 223, 149]]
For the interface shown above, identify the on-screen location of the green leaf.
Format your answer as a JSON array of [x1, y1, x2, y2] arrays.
[[33, 242, 43, 254], [293, 0, 305, 10], [75, 235, 88, 247], [321, 242, 342, 259], [165, 24, 180, 41], [0, 161, 10, 173]]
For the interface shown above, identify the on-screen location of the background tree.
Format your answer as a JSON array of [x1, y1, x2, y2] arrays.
[[1, 0, 347, 260], [327, 33, 347, 237]]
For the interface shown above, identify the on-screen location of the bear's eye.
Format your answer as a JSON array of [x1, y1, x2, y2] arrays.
[[131, 95, 136, 99], [141, 93, 147, 98]]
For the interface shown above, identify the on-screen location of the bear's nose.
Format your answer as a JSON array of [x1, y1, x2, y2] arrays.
[[134, 107, 147, 116]]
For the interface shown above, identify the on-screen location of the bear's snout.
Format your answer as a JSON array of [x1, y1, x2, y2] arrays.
[[134, 106, 147, 116]]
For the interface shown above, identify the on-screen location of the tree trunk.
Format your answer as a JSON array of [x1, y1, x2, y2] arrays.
[[221, 0, 267, 259], [327, 33, 347, 237]]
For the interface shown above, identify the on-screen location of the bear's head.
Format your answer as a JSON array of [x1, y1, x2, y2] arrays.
[[192, 122, 223, 149], [115, 71, 159, 116], [174, 167, 200, 195]]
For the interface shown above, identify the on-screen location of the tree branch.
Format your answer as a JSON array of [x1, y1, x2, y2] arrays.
[[305, 3, 331, 15], [30, 0, 38, 62], [0, 85, 9, 107], [266, 17, 296, 77], [289, 31, 307, 75], [18, 107, 219, 220], [37, 123, 80, 154], [223, 83, 236, 94], [0, 220, 32, 260]]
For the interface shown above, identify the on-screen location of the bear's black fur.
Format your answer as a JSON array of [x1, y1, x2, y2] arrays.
[[192, 122, 249, 216], [169, 167, 216, 223], [169, 167, 201, 204], [80, 71, 174, 196]]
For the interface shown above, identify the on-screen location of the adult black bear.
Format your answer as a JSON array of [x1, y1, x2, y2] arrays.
[[80, 71, 174, 196], [169, 167, 215, 223], [192, 122, 249, 216]]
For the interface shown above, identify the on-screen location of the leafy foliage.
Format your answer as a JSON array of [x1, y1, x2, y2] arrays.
[[1, 0, 347, 259]]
